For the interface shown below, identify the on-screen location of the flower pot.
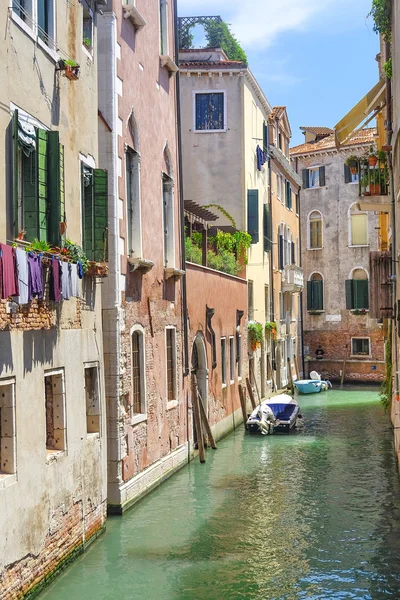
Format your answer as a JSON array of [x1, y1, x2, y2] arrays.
[[17, 230, 26, 241], [368, 156, 378, 167], [64, 65, 79, 81], [369, 183, 381, 195], [59, 222, 67, 235]]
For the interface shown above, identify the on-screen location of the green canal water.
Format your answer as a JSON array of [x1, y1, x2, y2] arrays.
[[40, 388, 400, 599]]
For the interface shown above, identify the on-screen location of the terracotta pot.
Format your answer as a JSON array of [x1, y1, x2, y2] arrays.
[[368, 156, 378, 167], [60, 222, 67, 235], [350, 166, 358, 175], [64, 65, 79, 81], [369, 183, 381, 195]]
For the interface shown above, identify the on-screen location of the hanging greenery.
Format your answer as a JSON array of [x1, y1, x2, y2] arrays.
[[248, 321, 264, 351], [380, 320, 392, 411], [203, 20, 248, 64], [384, 57, 392, 79], [203, 204, 237, 228], [368, 0, 392, 41]]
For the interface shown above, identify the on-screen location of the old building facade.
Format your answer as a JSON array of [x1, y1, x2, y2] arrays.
[[97, 0, 187, 513], [179, 47, 271, 398], [268, 107, 303, 389], [291, 128, 386, 382], [0, 1, 107, 597]]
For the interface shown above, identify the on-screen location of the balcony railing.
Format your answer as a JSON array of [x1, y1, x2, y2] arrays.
[[281, 264, 304, 293], [359, 158, 389, 197]]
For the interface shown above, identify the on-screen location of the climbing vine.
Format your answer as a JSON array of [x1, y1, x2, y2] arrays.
[[203, 204, 237, 228], [179, 19, 247, 64], [368, 0, 392, 41], [380, 320, 392, 411]]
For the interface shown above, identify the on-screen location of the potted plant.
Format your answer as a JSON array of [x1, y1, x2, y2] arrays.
[[248, 321, 263, 352], [265, 321, 277, 340], [83, 37, 92, 51], [345, 155, 359, 175], [367, 147, 378, 167], [58, 59, 80, 81]]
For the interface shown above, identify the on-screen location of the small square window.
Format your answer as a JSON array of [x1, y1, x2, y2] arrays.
[[194, 92, 225, 131], [0, 380, 16, 476], [85, 365, 100, 434], [308, 167, 320, 188], [83, 6, 93, 53], [352, 338, 370, 356], [44, 371, 66, 453]]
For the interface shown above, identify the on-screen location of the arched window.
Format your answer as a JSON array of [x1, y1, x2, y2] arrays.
[[349, 204, 368, 246], [345, 268, 369, 310], [309, 211, 322, 249], [307, 272, 324, 311], [131, 329, 146, 416]]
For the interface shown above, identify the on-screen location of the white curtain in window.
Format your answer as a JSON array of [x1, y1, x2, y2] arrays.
[[309, 169, 319, 188]]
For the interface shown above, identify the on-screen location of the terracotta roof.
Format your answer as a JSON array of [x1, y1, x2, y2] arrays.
[[290, 127, 377, 156], [299, 126, 334, 136], [179, 60, 246, 69], [269, 106, 286, 121]]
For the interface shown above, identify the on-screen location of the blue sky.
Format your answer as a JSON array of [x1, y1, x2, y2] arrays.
[[178, 0, 379, 147]]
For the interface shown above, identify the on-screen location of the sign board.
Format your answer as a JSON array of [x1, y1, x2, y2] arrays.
[[326, 314, 342, 322]]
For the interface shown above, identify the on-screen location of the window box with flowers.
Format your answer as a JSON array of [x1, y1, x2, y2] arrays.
[[248, 321, 263, 352], [265, 321, 277, 340]]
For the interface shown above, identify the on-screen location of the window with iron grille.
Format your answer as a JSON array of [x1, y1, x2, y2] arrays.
[[166, 328, 176, 401], [131, 332, 143, 414], [85, 364, 100, 434], [221, 338, 227, 386], [229, 337, 235, 382], [194, 92, 225, 131]]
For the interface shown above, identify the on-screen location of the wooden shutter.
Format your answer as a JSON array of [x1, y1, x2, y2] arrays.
[[278, 234, 284, 270], [344, 164, 350, 184], [345, 279, 354, 309], [36, 129, 48, 241], [319, 166, 326, 187], [307, 281, 313, 310], [302, 169, 309, 189], [23, 129, 48, 242], [13, 110, 19, 237], [263, 203, 271, 252], [313, 280, 323, 310], [247, 189, 259, 244], [93, 169, 108, 262], [291, 241, 295, 265], [354, 279, 369, 310], [48, 131, 65, 246]]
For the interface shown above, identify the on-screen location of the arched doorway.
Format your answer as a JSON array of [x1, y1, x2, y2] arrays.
[[191, 333, 208, 412]]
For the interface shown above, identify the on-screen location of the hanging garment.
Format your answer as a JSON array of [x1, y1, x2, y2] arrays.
[[61, 262, 71, 300], [27, 253, 43, 300], [77, 262, 84, 279], [256, 145, 266, 172], [70, 263, 80, 297], [15, 247, 29, 304], [0, 243, 19, 299], [50, 257, 61, 302]]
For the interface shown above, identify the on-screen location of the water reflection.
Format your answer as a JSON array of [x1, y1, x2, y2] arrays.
[[40, 389, 400, 600]]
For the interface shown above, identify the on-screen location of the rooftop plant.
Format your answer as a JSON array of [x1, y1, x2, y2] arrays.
[[368, 0, 392, 41]]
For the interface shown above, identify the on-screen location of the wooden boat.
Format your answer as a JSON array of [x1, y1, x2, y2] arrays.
[[246, 394, 300, 434]]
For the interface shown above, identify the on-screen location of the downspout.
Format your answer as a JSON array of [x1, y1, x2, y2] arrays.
[[173, 0, 189, 378], [268, 153, 276, 379], [385, 40, 399, 402], [298, 189, 306, 377]]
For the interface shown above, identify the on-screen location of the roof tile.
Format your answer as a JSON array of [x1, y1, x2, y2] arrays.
[[290, 128, 376, 156]]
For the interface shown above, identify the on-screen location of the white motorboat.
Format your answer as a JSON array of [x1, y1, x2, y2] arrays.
[[246, 393, 300, 434]]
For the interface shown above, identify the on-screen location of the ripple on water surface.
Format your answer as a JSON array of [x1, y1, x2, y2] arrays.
[[40, 388, 400, 600]]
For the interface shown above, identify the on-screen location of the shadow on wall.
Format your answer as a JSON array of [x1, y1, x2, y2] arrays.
[[126, 270, 143, 302], [0, 331, 14, 374], [82, 277, 97, 311], [23, 329, 58, 374]]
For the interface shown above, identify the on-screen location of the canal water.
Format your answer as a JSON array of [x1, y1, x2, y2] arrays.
[[40, 388, 400, 600]]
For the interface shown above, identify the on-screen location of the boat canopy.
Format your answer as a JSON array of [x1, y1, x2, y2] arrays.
[[266, 403, 297, 420]]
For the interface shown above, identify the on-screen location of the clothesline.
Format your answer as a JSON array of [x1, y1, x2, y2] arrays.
[[5, 239, 81, 264]]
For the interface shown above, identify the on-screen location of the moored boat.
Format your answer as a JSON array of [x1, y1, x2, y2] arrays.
[[246, 394, 300, 434]]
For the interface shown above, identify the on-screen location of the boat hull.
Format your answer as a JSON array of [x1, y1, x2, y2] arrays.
[[294, 380, 326, 394], [246, 394, 300, 434]]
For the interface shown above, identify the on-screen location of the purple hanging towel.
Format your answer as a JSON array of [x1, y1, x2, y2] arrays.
[[27, 252, 43, 300], [50, 257, 61, 302], [0, 243, 19, 299]]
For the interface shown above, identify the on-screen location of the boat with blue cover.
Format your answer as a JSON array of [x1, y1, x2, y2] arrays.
[[246, 394, 300, 434]]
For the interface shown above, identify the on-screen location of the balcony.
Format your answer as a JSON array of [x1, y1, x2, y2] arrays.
[[358, 157, 391, 212], [281, 264, 304, 293]]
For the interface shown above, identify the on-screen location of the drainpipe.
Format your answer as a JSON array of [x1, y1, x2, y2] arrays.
[[174, 0, 189, 378], [298, 189, 306, 377], [385, 40, 399, 403], [268, 153, 276, 379]]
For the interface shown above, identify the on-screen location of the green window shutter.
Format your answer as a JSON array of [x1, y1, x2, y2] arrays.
[[313, 280, 323, 310], [291, 241, 295, 265], [47, 131, 65, 246], [36, 128, 48, 242], [302, 169, 309, 189], [278, 234, 284, 270], [307, 281, 313, 310], [93, 169, 108, 262], [354, 279, 369, 310], [13, 110, 19, 237], [263, 122, 269, 156], [82, 164, 94, 259], [247, 189, 259, 244], [344, 164, 350, 184], [319, 166, 326, 187], [345, 279, 354, 309], [263, 203, 271, 252]]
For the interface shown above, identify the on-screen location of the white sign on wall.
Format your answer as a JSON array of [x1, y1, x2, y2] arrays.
[[326, 314, 342, 322]]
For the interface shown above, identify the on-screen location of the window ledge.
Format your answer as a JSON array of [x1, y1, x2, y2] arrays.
[[350, 309, 369, 314], [350, 354, 371, 358], [308, 310, 324, 315], [165, 267, 185, 280], [167, 400, 178, 411], [122, 5, 146, 30], [46, 449, 66, 463], [132, 413, 148, 425], [308, 247, 323, 251], [82, 44, 93, 61], [0, 473, 17, 490], [128, 257, 155, 273], [160, 55, 179, 76], [348, 244, 369, 248], [87, 432, 100, 440]]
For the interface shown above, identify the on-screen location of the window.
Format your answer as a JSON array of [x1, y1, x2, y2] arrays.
[[44, 371, 66, 453], [81, 163, 108, 262], [247, 189, 259, 243], [265, 285, 270, 321], [248, 281, 254, 320], [131, 330, 146, 415], [344, 164, 359, 184], [295, 193, 299, 215], [303, 166, 325, 189], [159, 0, 169, 55], [162, 174, 175, 267], [277, 174, 282, 201], [345, 269, 369, 310], [278, 133, 282, 150], [229, 337, 235, 382], [352, 338, 370, 356], [307, 273, 324, 311], [309, 211, 322, 249], [221, 338, 227, 386], [349, 204, 368, 246], [82, 5, 94, 54], [12, 0, 55, 48], [263, 203, 272, 252], [285, 180, 292, 209], [85, 365, 100, 434], [194, 92, 225, 132], [126, 147, 142, 258], [166, 328, 176, 401], [0, 380, 16, 476], [13, 110, 65, 244], [238, 335, 242, 379]]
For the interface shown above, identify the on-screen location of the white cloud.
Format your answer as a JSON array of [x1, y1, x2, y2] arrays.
[[178, 0, 370, 48]]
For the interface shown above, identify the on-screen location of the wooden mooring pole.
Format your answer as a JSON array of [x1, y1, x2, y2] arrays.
[[340, 345, 348, 389], [245, 377, 257, 409], [239, 384, 248, 427], [191, 374, 206, 463], [197, 390, 217, 450]]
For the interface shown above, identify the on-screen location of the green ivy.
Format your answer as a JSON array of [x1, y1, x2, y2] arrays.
[[380, 321, 392, 411], [204, 20, 248, 64], [248, 321, 264, 347], [368, 0, 392, 41], [384, 57, 392, 78], [65, 240, 90, 273]]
